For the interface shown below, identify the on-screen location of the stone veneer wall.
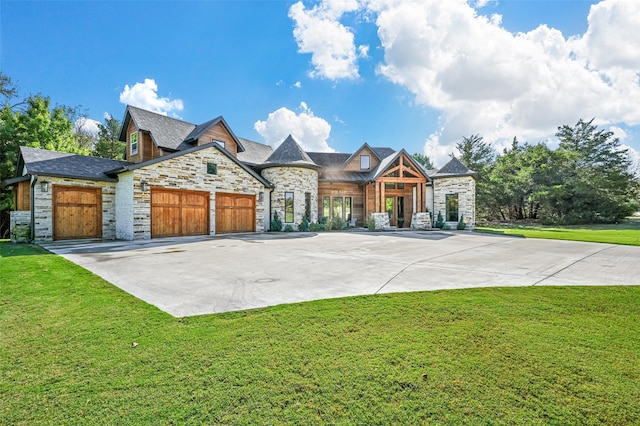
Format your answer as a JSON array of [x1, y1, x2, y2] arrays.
[[129, 146, 268, 239], [261, 167, 318, 231], [10, 210, 31, 243], [432, 176, 476, 230], [28, 177, 117, 242]]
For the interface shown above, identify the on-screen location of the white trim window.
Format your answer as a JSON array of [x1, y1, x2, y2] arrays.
[[213, 139, 226, 150], [360, 155, 370, 170], [130, 132, 138, 155]]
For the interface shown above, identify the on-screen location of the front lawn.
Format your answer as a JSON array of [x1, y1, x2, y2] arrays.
[[1, 243, 639, 424], [476, 217, 640, 246]]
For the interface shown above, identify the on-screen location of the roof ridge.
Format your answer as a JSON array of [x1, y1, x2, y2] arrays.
[[127, 104, 195, 126]]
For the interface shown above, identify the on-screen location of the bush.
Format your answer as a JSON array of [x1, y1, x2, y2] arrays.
[[318, 216, 328, 225], [332, 215, 345, 230], [435, 211, 445, 228], [442, 222, 451, 230], [324, 219, 333, 231], [299, 216, 310, 232], [309, 222, 322, 232], [270, 211, 282, 232], [283, 224, 294, 232], [366, 216, 376, 231], [457, 215, 466, 230]]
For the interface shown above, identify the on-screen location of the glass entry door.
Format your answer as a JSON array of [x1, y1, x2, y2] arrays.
[[385, 196, 405, 227]]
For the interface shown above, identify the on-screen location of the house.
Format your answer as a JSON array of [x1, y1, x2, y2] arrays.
[[3, 105, 476, 243]]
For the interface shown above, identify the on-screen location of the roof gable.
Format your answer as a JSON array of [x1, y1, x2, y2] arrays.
[[370, 149, 431, 181], [108, 142, 273, 188], [120, 105, 195, 151], [181, 116, 246, 153]]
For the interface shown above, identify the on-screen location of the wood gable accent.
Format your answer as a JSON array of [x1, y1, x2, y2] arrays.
[[196, 122, 238, 157], [342, 145, 380, 172], [16, 180, 31, 211], [371, 152, 429, 219], [126, 119, 162, 163]]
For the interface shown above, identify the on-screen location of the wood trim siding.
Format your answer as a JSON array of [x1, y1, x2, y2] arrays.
[[197, 123, 238, 157]]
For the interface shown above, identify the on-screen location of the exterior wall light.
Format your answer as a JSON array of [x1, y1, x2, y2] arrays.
[[40, 180, 49, 193], [140, 180, 148, 192], [258, 191, 264, 202]]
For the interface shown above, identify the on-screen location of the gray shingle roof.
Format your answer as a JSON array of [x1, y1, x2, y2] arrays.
[[122, 105, 195, 151], [307, 152, 351, 168], [260, 135, 319, 169], [432, 157, 478, 178], [237, 138, 273, 165], [19, 146, 131, 181], [371, 147, 396, 159]]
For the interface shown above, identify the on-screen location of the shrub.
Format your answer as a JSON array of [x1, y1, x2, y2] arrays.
[[332, 215, 345, 230], [318, 216, 328, 225], [309, 222, 322, 232], [270, 211, 283, 232], [457, 215, 466, 230], [299, 216, 310, 232], [442, 222, 451, 230], [324, 219, 333, 231], [366, 216, 376, 231], [435, 211, 445, 228], [283, 224, 294, 232]]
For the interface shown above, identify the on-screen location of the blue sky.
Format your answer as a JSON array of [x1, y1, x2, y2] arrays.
[[2, 0, 639, 169]]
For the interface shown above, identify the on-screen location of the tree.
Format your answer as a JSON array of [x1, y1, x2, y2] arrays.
[[92, 114, 125, 160], [456, 134, 495, 173], [412, 153, 434, 169], [551, 118, 638, 223]]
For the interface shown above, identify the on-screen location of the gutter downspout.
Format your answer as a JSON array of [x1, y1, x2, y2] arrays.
[[29, 174, 37, 243]]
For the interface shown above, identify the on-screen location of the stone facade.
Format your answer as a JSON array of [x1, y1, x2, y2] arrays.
[[410, 212, 432, 230], [124, 146, 268, 239], [10, 210, 31, 243], [115, 172, 134, 240], [261, 166, 318, 231], [25, 177, 117, 243], [370, 212, 390, 230], [432, 176, 476, 230]]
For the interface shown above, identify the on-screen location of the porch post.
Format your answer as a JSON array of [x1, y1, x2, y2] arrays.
[[380, 182, 385, 213], [412, 186, 417, 213]]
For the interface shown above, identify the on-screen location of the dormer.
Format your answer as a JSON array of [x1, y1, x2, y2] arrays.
[[342, 143, 384, 171]]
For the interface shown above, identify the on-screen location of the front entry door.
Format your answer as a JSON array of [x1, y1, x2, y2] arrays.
[[385, 196, 405, 228]]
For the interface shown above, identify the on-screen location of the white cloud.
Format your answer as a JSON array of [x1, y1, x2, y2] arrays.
[[289, 0, 361, 80], [293, 81, 302, 88], [358, 44, 370, 58], [254, 102, 335, 152], [74, 117, 100, 136], [119, 78, 184, 116], [353, 0, 640, 164]]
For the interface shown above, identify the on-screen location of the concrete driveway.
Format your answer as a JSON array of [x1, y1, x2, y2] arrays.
[[43, 231, 640, 317]]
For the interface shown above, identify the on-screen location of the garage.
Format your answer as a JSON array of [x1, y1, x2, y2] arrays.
[[215, 193, 256, 234], [53, 185, 102, 240], [151, 188, 210, 238]]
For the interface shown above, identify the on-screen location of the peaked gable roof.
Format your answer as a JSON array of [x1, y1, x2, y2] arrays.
[[432, 157, 478, 178], [15, 146, 131, 182], [343, 142, 383, 166], [237, 138, 274, 165], [120, 105, 195, 151], [106, 142, 273, 188], [180, 116, 246, 153], [258, 135, 319, 169], [369, 149, 431, 181]]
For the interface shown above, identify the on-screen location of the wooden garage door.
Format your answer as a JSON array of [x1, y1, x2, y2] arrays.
[[151, 188, 210, 238], [53, 185, 102, 240], [215, 193, 256, 234]]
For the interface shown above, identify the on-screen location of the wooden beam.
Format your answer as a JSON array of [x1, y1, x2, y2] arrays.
[[380, 181, 385, 213], [377, 177, 426, 183]]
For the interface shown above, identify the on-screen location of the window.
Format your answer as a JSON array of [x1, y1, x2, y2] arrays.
[[397, 183, 405, 189], [360, 155, 370, 170], [213, 139, 226, 150], [305, 192, 311, 221], [446, 194, 459, 222], [285, 192, 294, 223], [345, 197, 352, 221], [323, 196, 330, 218], [130, 132, 138, 155], [207, 163, 217, 175], [385, 182, 395, 189], [333, 197, 343, 219]]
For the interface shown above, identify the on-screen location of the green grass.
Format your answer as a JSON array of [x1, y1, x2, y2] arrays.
[[476, 217, 640, 246], [2, 243, 639, 424]]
